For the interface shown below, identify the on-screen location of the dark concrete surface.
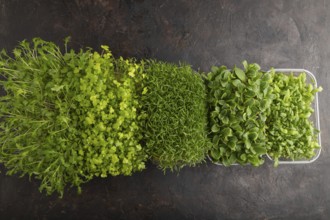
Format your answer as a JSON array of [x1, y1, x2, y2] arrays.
[[0, 0, 330, 219]]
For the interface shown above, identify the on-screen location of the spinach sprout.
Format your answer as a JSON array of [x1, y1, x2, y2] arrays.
[[207, 61, 273, 166]]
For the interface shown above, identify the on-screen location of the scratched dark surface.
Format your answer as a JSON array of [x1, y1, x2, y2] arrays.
[[0, 0, 330, 219]]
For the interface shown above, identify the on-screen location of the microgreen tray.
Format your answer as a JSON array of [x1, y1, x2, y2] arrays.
[[209, 68, 321, 166], [266, 68, 321, 165]]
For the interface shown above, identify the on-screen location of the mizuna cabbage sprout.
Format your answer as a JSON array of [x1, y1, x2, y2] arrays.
[[266, 70, 322, 166]]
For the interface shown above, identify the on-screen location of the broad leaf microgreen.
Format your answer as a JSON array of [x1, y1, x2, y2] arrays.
[[207, 61, 273, 166], [266, 70, 322, 166]]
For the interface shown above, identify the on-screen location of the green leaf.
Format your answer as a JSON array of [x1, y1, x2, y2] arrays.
[[51, 85, 65, 92], [211, 66, 219, 73], [228, 139, 236, 150], [228, 154, 237, 165], [249, 156, 264, 167], [242, 60, 248, 71], [246, 106, 252, 116], [232, 79, 242, 87], [212, 135, 221, 146], [234, 67, 246, 82], [248, 132, 258, 141], [210, 148, 221, 160], [223, 70, 231, 80], [231, 123, 242, 132], [253, 145, 267, 155], [211, 124, 220, 133], [244, 138, 251, 149], [240, 153, 247, 161], [221, 127, 233, 138]]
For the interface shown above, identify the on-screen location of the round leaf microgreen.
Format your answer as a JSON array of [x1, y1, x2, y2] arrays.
[[266, 70, 322, 166], [207, 61, 273, 166]]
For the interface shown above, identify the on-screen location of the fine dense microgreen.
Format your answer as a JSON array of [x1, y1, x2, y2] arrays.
[[266, 70, 322, 166], [142, 60, 211, 171], [207, 61, 274, 166], [0, 38, 147, 197]]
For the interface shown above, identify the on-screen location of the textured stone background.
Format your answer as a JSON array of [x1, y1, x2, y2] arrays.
[[0, 0, 329, 219]]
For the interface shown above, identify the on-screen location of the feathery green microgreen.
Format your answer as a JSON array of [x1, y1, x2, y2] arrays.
[[142, 61, 211, 171]]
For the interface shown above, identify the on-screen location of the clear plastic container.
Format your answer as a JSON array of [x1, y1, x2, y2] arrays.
[[266, 68, 322, 164], [209, 68, 321, 166]]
